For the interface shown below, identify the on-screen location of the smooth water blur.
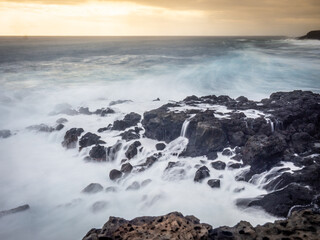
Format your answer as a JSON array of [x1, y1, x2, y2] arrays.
[[0, 37, 320, 240]]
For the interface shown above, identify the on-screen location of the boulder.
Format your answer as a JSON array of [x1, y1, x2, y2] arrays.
[[89, 145, 106, 161], [120, 129, 140, 141], [125, 141, 141, 159], [62, 128, 84, 149], [79, 132, 105, 150], [55, 124, 64, 131], [126, 181, 140, 191], [210, 161, 226, 170], [112, 112, 141, 131], [109, 169, 122, 181], [120, 163, 133, 173], [82, 183, 103, 194], [91, 201, 108, 213], [0, 129, 11, 138], [155, 143, 166, 151], [56, 118, 68, 124], [207, 179, 221, 188], [194, 166, 210, 182], [105, 186, 117, 193]]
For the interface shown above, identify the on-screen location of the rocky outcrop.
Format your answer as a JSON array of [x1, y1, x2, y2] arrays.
[[79, 132, 105, 150], [83, 209, 320, 240], [62, 128, 84, 149], [299, 30, 320, 40], [89, 145, 106, 161], [125, 141, 141, 160], [112, 112, 141, 131]]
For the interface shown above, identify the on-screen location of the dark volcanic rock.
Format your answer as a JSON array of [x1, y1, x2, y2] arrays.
[[62, 128, 84, 149], [238, 184, 314, 217], [299, 30, 320, 40], [94, 107, 115, 116], [79, 132, 105, 150], [210, 161, 226, 170], [0, 204, 30, 218], [112, 112, 141, 131], [155, 143, 166, 151], [0, 129, 11, 138], [125, 141, 141, 159], [120, 129, 140, 141], [89, 145, 106, 161], [78, 107, 92, 115], [109, 169, 123, 181], [207, 179, 221, 188], [82, 183, 103, 194], [120, 163, 133, 173], [142, 104, 187, 143], [55, 124, 64, 131], [194, 166, 210, 182], [97, 124, 112, 133]]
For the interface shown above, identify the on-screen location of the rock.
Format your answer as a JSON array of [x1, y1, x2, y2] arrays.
[[221, 149, 233, 156], [0, 204, 30, 218], [228, 163, 242, 169], [82, 183, 103, 194], [79, 132, 105, 150], [120, 163, 133, 173], [62, 128, 84, 149], [141, 179, 152, 187], [105, 186, 117, 193], [27, 124, 55, 132], [82, 212, 212, 240], [126, 181, 140, 191], [165, 161, 182, 171], [142, 105, 187, 143], [153, 97, 160, 101], [51, 103, 78, 116], [242, 134, 286, 174], [125, 141, 141, 159], [0, 129, 11, 138], [229, 131, 246, 147], [112, 112, 141, 131], [291, 132, 313, 153], [56, 118, 68, 124], [210, 161, 226, 170], [299, 30, 320, 40], [78, 107, 92, 115], [237, 184, 315, 217], [137, 155, 158, 171], [155, 143, 166, 151], [55, 124, 64, 131], [120, 129, 140, 141], [97, 124, 112, 133], [89, 145, 106, 161], [91, 201, 108, 213], [194, 166, 210, 182], [207, 179, 221, 188], [109, 169, 122, 181]]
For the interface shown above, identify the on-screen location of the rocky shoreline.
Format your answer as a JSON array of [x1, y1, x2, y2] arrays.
[[1, 90, 320, 238]]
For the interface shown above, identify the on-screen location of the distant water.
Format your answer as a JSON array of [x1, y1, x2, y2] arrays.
[[0, 37, 320, 240]]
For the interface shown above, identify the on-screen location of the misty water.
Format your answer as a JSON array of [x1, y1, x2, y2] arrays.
[[0, 37, 320, 240]]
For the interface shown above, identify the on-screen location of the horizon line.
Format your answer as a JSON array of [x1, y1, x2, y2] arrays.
[[0, 34, 289, 37]]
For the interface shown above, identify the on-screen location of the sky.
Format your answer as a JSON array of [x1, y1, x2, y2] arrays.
[[0, 0, 319, 36]]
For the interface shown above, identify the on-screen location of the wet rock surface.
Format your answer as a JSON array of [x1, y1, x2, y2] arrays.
[[83, 209, 320, 240], [62, 128, 84, 149], [79, 132, 105, 150], [112, 112, 141, 131]]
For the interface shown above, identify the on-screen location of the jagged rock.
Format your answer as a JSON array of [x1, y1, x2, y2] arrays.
[[155, 143, 166, 151], [194, 166, 210, 182], [120, 163, 133, 173], [62, 128, 84, 149], [207, 179, 221, 188], [91, 201, 108, 213], [82, 183, 103, 194], [120, 129, 140, 141], [0, 129, 11, 138], [210, 161, 226, 170], [299, 30, 320, 40], [82, 212, 211, 240], [237, 184, 314, 217], [126, 181, 140, 191], [56, 118, 68, 124], [79, 132, 105, 150], [125, 141, 141, 159], [109, 169, 122, 181], [142, 104, 187, 143], [89, 145, 106, 161], [0, 204, 30, 218], [112, 112, 141, 131]]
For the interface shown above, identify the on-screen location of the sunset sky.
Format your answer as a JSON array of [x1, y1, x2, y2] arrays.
[[1, 0, 320, 36]]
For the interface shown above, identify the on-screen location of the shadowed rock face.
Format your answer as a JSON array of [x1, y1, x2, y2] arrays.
[[299, 30, 320, 40], [83, 209, 320, 240]]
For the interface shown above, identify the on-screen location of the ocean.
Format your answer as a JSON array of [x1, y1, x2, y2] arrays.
[[0, 36, 320, 239]]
